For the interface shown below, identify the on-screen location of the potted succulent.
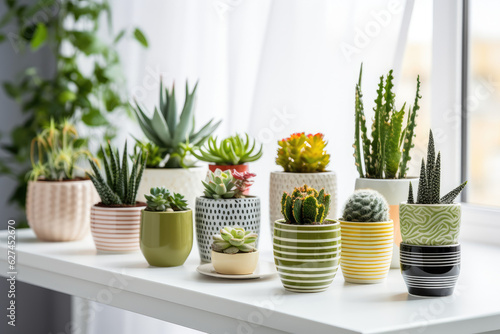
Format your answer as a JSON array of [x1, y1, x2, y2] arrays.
[[270, 132, 337, 234], [273, 185, 341, 293], [26, 119, 99, 241], [399, 130, 467, 297], [211, 226, 259, 275], [352, 64, 421, 268], [87, 142, 147, 252], [339, 190, 394, 284], [132, 80, 221, 208], [195, 169, 259, 262], [191, 133, 263, 173], [140, 187, 193, 267]]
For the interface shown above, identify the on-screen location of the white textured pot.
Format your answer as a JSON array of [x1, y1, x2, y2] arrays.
[[26, 180, 99, 241], [136, 167, 206, 209], [90, 204, 146, 252], [269, 171, 337, 234], [354, 177, 418, 268], [195, 196, 261, 262]]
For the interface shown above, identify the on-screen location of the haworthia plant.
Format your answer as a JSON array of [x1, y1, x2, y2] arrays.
[[407, 130, 467, 204], [353, 64, 421, 179], [87, 142, 147, 206]]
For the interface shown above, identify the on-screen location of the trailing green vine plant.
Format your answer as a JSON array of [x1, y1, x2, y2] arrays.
[[0, 0, 148, 218]]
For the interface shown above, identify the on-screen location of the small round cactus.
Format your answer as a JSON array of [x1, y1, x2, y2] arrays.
[[341, 189, 389, 222], [211, 226, 258, 254]]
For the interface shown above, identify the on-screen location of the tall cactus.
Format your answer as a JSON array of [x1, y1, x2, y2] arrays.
[[353, 64, 421, 179], [407, 130, 467, 204], [280, 185, 331, 224]]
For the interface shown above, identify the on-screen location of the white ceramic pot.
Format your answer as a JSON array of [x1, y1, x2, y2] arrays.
[[354, 177, 418, 268], [90, 204, 145, 252], [269, 171, 337, 234], [195, 196, 261, 262], [136, 167, 206, 209], [26, 180, 99, 241], [211, 250, 259, 275]]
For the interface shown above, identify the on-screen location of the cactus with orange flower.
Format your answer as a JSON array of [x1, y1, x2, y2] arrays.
[[276, 133, 330, 173]]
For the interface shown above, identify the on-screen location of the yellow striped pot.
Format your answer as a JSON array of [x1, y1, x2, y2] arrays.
[[90, 204, 146, 252], [273, 219, 341, 293], [339, 220, 394, 284]]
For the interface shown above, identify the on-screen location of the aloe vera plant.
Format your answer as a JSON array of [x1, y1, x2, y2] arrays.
[[87, 142, 147, 206], [192, 133, 263, 165], [132, 81, 221, 168], [407, 130, 467, 204], [353, 64, 421, 179]]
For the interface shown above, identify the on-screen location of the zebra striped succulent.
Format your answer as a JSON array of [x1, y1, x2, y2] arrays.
[[407, 130, 467, 204], [87, 142, 147, 206]]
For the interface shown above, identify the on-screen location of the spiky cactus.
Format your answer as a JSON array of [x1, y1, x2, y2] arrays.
[[87, 142, 146, 206], [212, 226, 258, 254], [280, 185, 331, 224], [145, 187, 189, 211], [353, 64, 421, 179], [407, 130, 467, 204], [202, 169, 255, 199], [342, 189, 389, 222], [276, 133, 330, 173]]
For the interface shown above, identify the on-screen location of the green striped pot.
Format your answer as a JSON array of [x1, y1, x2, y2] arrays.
[[273, 219, 341, 293]]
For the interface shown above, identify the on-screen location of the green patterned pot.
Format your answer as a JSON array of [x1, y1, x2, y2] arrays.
[[140, 210, 193, 267], [399, 203, 461, 245], [273, 219, 341, 293]]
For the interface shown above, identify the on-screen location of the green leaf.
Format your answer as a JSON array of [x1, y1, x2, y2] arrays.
[[114, 29, 126, 44], [133, 28, 148, 48], [82, 109, 108, 127], [3, 82, 20, 99], [30, 23, 47, 50], [58, 91, 77, 103]]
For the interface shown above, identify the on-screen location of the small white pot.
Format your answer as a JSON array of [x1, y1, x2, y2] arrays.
[[195, 196, 261, 262], [354, 177, 418, 268], [136, 167, 206, 209], [269, 171, 337, 234], [90, 204, 145, 252], [26, 180, 99, 241], [211, 250, 259, 275]]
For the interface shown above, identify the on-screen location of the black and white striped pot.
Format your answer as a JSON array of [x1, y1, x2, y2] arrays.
[[400, 243, 461, 297], [195, 196, 261, 262]]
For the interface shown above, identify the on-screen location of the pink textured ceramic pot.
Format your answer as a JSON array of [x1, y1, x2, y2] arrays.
[[26, 180, 99, 242]]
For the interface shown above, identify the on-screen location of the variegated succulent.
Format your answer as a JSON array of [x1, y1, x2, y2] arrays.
[[212, 226, 258, 254]]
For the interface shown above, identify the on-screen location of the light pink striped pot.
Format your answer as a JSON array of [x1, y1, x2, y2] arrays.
[[26, 180, 99, 242], [90, 204, 146, 252]]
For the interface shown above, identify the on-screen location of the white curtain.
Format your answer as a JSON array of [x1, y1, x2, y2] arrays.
[[77, 1, 410, 333]]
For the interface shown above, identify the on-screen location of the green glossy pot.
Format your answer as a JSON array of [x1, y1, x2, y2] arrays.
[[140, 210, 193, 267]]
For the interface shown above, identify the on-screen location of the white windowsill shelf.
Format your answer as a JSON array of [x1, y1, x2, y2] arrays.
[[1, 229, 499, 334]]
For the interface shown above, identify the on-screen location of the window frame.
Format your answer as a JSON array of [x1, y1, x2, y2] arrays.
[[433, 0, 500, 246]]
